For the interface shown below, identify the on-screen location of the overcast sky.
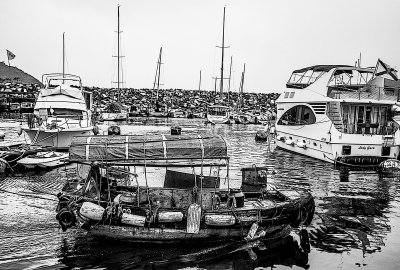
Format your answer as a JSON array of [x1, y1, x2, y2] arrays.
[[1, 0, 400, 93]]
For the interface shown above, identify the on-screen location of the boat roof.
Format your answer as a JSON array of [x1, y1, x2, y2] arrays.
[[292, 65, 373, 74], [69, 134, 228, 166], [286, 65, 375, 90], [42, 73, 82, 87]]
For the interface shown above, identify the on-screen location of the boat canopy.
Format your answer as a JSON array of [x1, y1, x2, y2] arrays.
[[292, 65, 352, 74], [287, 65, 375, 90], [41, 85, 83, 99], [69, 134, 228, 166]]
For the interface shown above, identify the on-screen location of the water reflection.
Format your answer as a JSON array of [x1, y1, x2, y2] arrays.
[[55, 230, 310, 269], [1, 118, 400, 269]]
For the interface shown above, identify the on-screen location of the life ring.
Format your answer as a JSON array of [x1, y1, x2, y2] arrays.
[[56, 208, 76, 231]]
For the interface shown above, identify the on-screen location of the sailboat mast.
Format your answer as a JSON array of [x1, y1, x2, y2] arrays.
[[117, 5, 120, 101], [228, 56, 232, 104], [156, 47, 162, 100], [198, 70, 202, 91], [62, 32, 65, 81], [219, 6, 226, 94], [239, 63, 246, 108]]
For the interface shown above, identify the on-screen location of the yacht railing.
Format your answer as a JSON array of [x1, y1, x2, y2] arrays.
[[25, 113, 90, 129], [328, 86, 400, 101], [341, 122, 397, 135]]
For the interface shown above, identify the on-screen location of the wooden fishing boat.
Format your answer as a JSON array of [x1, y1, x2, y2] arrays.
[[55, 134, 314, 243]]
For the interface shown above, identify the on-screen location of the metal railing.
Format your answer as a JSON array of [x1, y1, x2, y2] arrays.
[[25, 113, 91, 129], [341, 123, 397, 135]]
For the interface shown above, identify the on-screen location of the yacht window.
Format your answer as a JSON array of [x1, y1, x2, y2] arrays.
[[284, 92, 289, 98], [341, 104, 390, 135], [277, 105, 316, 125], [289, 92, 295, 98], [52, 108, 83, 116]]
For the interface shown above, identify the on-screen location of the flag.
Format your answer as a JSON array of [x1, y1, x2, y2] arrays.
[[374, 58, 398, 81], [6, 49, 15, 60]]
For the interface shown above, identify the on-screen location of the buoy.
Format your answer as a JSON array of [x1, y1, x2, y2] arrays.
[[158, 211, 184, 223], [255, 130, 268, 141], [276, 135, 285, 142], [285, 139, 294, 146], [93, 125, 99, 135], [16, 126, 22, 136], [205, 214, 236, 226], [79, 202, 105, 221], [121, 213, 146, 227], [296, 141, 307, 149], [108, 125, 121, 135]]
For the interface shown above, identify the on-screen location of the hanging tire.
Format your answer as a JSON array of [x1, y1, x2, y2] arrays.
[[56, 208, 76, 232]]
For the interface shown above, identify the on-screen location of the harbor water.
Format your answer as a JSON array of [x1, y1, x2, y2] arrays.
[[1, 117, 400, 269]]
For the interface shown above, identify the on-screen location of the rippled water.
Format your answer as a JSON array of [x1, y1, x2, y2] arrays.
[[1, 118, 400, 269]]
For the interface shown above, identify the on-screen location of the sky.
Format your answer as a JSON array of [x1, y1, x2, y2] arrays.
[[1, 0, 400, 93]]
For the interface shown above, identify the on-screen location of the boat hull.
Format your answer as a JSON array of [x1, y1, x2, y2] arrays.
[[23, 127, 93, 150], [102, 112, 127, 121], [87, 223, 289, 244], [17, 152, 69, 169], [275, 128, 400, 165], [207, 115, 231, 124]]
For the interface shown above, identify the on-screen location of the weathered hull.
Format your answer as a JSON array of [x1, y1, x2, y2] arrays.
[[88, 224, 289, 244]]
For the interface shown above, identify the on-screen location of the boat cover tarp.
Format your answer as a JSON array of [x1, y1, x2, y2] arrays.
[[69, 134, 228, 162]]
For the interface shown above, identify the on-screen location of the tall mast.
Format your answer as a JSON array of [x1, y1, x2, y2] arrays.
[[156, 47, 162, 100], [219, 6, 226, 94], [239, 63, 246, 108], [117, 5, 120, 101], [228, 56, 232, 105], [198, 70, 202, 91], [62, 32, 65, 81], [112, 5, 124, 101]]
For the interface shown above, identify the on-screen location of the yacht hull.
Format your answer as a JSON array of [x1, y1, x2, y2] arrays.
[[275, 129, 400, 165], [23, 127, 93, 150]]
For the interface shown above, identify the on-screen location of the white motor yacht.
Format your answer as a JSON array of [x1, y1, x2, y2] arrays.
[[23, 73, 93, 150], [275, 60, 400, 166]]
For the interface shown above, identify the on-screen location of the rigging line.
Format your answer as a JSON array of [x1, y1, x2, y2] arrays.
[[0, 187, 58, 201]]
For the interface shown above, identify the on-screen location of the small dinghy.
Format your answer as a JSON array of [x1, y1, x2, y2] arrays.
[[17, 151, 69, 169]]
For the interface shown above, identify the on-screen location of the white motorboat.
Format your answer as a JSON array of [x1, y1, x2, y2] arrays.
[[275, 60, 400, 166], [22, 73, 93, 150], [22, 34, 93, 150], [207, 105, 232, 124], [17, 151, 69, 169]]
